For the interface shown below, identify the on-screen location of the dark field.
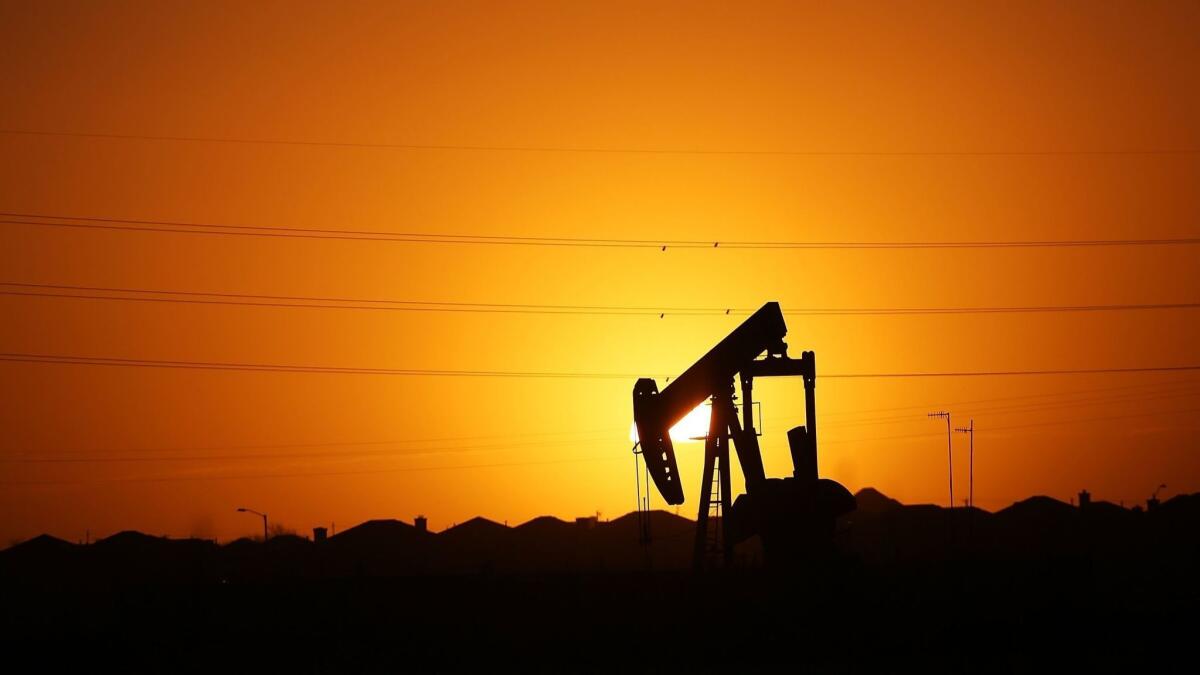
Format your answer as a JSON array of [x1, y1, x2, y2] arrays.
[[4, 495, 1197, 673]]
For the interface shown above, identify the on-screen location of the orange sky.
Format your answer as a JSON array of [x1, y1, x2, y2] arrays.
[[2, 0, 1198, 545]]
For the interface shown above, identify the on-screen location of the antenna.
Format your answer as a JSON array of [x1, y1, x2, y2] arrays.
[[928, 411, 954, 509], [954, 419, 975, 508]]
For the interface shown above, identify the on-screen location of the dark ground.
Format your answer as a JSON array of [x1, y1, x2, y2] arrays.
[[3, 555, 1195, 673], [3, 492, 1197, 673]]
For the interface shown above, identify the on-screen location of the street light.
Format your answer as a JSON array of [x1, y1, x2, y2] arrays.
[[237, 507, 269, 542]]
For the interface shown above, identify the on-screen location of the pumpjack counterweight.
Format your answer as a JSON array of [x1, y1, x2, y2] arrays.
[[631, 301, 856, 568]]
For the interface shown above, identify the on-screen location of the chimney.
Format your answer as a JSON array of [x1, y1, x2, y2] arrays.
[[415, 515, 428, 532], [313, 527, 328, 542], [1078, 490, 1091, 510]]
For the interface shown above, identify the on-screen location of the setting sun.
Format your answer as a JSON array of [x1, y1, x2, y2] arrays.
[[630, 402, 712, 444]]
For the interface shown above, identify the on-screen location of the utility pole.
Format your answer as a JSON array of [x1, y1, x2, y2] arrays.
[[955, 419, 975, 509], [928, 411, 954, 509]]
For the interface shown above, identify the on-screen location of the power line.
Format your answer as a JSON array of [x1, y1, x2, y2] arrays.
[[5, 128, 1199, 157], [787, 377, 1200, 430], [8, 426, 629, 458], [980, 407, 1200, 435], [0, 434, 618, 465], [821, 406, 1200, 445], [823, 366, 1200, 379], [6, 214, 1200, 249], [3, 351, 1200, 379], [10, 408, 1195, 485], [0, 352, 655, 379], [818, 376, 1200, 418], [0, 285, 691, 316], [18, 376, 1196, 461], [0, 218, 672, 248], [0, 454, 624, 486], [12, 377, 1200, 463], [4, 281, 1199, 317], [7, 384, 1199, 481], [818, 382, 1200, 430]]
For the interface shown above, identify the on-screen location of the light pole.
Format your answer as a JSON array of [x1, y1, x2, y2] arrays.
[[928, 411, 953, 509], [237, 507, 269, 542], [955, 419, 974, 509]]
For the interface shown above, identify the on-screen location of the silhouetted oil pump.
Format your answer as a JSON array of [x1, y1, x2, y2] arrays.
[[632, 302, 855, 568]]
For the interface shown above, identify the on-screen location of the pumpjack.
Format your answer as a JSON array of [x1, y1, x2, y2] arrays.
[[632, 301, 855, 568]]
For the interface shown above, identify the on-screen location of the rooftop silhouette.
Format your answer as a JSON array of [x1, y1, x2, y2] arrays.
[[6, 487, 1198, 583]]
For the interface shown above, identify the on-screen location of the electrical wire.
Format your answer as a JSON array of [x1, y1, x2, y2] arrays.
[[4, 281, 1197, 317], [4, 128, 1197, 157], [821, 406, 1200, 445], [3, 351, 1199, 379], [0, 454, 624, 486], [6, 213, 1199, 249]]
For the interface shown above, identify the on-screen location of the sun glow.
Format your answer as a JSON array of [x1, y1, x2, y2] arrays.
[[629, 402, 712, 444]]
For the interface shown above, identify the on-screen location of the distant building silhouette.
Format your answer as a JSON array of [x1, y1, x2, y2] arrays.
[[1078, 489, 1091, 510], [414, 515, 428, 533], [313, 527, 328, 542], [575, 516, 598, 529]]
